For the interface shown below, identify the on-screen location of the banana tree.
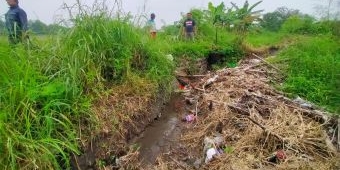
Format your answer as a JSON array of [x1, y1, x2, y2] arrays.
[[230, 0, 263, 35], [207, 2, 226, 44]]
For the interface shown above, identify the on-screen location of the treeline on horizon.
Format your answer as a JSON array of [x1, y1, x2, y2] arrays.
[[0, 19, 68, 35]]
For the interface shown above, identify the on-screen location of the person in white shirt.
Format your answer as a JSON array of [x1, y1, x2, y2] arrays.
[[146, 13, 157, 39]]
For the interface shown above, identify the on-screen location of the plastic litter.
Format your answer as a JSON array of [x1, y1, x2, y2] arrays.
[[293, 96, 313, 108], [183, 114, 196, 122], [204, 147, 223, 163], [205, 148, 218, 163], [204, 135, 224, 148], [267, 150, 287, 163], [203, 134, 224, 163]]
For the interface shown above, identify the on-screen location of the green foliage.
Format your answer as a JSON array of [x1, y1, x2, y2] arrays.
[[206, 1, 263, 35], [224, 146, 234, 154], [211, 41, 245, 69], [260, 7, 300, 31], [310, 20, 340, 37], [278, 14, 340, 36], [221, 42, 245, 63], [207, 2, 226, 44], [0, 3, 174, 169], [0, 45, 82, 169], [229, 0, 263, 34], [246, 31, 287, 47], [58, 13, 174, 90], [1, 1, 339, 169], [208, 2, 226, 24], [29, 20, 48, 34], [26, 20, 68, 35], [273, 36, 340, 112], [171, 40, 211, 59], [281, 15, 316, 34]]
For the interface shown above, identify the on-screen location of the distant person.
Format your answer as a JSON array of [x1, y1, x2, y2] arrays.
[[146, 13, 157, 39], [182, 12, 196, 40], [5, 0, 28, 45]]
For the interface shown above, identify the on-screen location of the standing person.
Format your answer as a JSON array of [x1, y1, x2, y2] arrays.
[[5, 0, 28, 45], [182, 12, 196, 40], [146, 13, 157, 39]]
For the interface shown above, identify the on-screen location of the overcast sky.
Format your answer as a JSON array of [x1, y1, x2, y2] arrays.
[[1, 0, 326, 27]]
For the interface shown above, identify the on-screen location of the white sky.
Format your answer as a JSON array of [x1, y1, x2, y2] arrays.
[[0, 0, 327, 27]]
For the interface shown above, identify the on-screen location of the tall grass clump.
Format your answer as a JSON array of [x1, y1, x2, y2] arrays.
[[0, 42, 83, 169], [273, 36, 340, 113], [57, 8, 174, 94]]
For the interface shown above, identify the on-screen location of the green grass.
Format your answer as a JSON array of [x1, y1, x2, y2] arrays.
[[271, 35, 340, 113], [0, 42, 82, 169], [1, 3, 340, 169], [0, 4, 176, 169], [246, 31, 288, 47]]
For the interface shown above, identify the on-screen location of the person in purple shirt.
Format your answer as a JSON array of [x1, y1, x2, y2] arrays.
[[182, 12, 196, 41], [5, 0, 28, 45]]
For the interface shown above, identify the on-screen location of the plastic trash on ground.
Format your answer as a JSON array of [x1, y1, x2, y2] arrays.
[[205, 148, 218, 163], [182, 114, 196, 122], [293, 96, 313, 108], [267, 150, 287, 164], [203, 134, 224, 163]]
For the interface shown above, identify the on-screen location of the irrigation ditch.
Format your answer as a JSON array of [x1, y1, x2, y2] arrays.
[[70, 47, 340, 170]]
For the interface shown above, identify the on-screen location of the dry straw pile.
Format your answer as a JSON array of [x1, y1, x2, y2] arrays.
[[156, 54, 340, 170]]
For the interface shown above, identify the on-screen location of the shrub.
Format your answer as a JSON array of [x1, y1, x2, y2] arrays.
[[281, 15, 315, 34]]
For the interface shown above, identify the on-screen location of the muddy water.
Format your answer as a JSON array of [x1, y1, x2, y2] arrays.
[[133, 94, 183, 165]]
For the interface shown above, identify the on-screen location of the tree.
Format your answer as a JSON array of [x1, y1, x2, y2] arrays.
[[261, 7, 299, 31], [281, 14, 316, 34], [47, 24, 68, 34], [207, 1, 263, 35], [207, 2, 226, 44], [229, 0, 263, 34], [29, 20, 48, 34]]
